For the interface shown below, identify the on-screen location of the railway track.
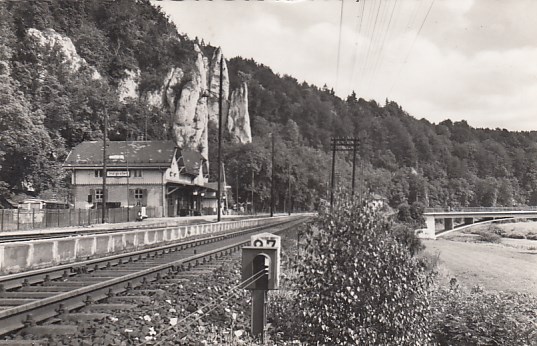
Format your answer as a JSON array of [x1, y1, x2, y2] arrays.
[[0, 216, 308, 341]]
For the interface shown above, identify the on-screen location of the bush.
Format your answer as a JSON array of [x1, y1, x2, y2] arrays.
[[397, 201, 425, 228], [477, 232, 502, 243], [526, 234, 537, 241], [487, 224, 506, 236], [292, 194, 433, 345], [392, 223, 425, 256], [431, 283, 537, 345], [507, 232, 525, 239]]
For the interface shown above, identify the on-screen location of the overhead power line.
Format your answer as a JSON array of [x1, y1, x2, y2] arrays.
[[349, 0, 367, 94], [335, 0, 345, 95], [388, 0, 436, 97], [360, 0, 382, 86], [346, 0, 436, 103], [368, 0, 400, 94]]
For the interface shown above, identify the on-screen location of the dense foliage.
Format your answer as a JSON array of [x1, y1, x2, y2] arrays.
[[430, 281, 537, 345], [229, 57, 537, 209], [287, 195, 433, 344]]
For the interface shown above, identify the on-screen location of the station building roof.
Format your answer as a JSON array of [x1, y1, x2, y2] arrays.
[[64, 141, 206, 175]]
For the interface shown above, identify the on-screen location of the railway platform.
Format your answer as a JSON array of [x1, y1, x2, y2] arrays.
[[0, 213, 269, 241], [0, 214, 293, 274]]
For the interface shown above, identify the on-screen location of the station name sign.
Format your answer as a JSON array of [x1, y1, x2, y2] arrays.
[[107, 171, 129, 177]]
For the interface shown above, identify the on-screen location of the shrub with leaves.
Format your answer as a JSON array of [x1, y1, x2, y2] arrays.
[[506, 232, 526, 239], [477, 232, 502, 243], [392, 223, 425, 256], [471, 225, 504, 243], [486, 224, 506, 236], [294, 195, 433, 345], [431, 282, 537, 345], [526, 233, 537, 241]]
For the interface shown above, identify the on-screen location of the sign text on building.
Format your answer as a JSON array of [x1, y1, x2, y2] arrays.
[[107, 171, 129, 177]]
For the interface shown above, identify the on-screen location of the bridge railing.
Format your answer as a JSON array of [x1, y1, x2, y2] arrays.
[[425, 206, 537, 213]]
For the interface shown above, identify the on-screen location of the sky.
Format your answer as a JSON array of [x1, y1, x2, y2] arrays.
[[154, 0, 537, 131]]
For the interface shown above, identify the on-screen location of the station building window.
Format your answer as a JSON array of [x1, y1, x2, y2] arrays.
[[95, 189, 103, 202], [134, 188, 143, 206]]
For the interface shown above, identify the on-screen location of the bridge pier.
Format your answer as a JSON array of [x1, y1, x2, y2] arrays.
[[444, 218, 453, 231], [416, 215, 436, 239]]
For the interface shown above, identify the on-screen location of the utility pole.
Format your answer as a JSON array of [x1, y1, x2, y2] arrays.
[[330, 137, 359, 210], [251, 167, 255, 215], [270, 133, 275, 217], [287, 161, 291, 215], [330, 138, 336, 210], [223, 162, 229, 212], [351, 141, 357, 196], [126, 114, 130, 221], [217, 55, 224, 222], [360, 160, 364, 205], [102, 108, 108, 224]]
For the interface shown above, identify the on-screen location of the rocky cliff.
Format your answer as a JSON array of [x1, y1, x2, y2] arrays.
[[139, 47, 251, 157], [23, 27, 252, 161], [133, 46, 251, 158], [227, 82, 252, 144], [27, 28, 101, 80], [207, 48, 230, 125]]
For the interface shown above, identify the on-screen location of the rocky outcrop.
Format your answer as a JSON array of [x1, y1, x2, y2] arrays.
[[27, 28, 101, 79], [207, 48, 229, 125], [137, 45, 251, 158], [169, 45, 209, 159], [162, 67, 184, 109], [118, 69, 140, 102], [227, 82, 252, 144]]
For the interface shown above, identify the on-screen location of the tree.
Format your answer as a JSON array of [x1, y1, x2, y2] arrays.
[[0, 74, 62, 194]]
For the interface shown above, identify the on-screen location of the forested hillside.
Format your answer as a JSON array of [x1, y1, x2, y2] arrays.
[[227, 57, 537, 210], [1, 0, 537, 211]]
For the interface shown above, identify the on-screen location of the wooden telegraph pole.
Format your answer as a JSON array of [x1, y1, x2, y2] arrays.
[[287, 161, 291, 215], [102, 108, 108, 224], [251, 167, 255, 215], [217, 55, 224, 222], [351, 140, 357, 196], [270, 133, 275, 217], [330, 137, 360, 209], [330, 138, 337, 209]]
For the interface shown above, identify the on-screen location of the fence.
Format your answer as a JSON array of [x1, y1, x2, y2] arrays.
[[0, 207, 161, 232]]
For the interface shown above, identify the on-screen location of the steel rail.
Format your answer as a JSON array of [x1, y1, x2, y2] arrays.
[[0, 217, 293, 291], [0, 216, 308, 336]]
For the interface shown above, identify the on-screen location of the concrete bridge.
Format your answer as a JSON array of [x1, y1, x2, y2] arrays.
[[416, 207, 537, 239]]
